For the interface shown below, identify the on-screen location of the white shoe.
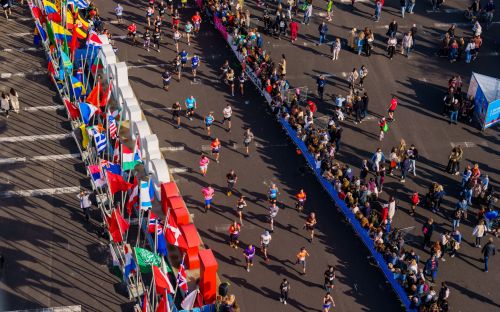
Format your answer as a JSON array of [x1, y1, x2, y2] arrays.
[[284, 301, 287, 305]]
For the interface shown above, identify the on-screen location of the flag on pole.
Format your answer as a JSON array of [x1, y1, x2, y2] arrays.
[[91, 55, 104, 74], [60, 50, 73, 71], [102, 161, 122, 175], [100, 82, 113, 108], [135, 247, 162, 273], [106, 207, 130, 243], [71, 75, 86, 99], [79, 124, 89, 149], [147, 211, 158, 233], [122, 143, 140, 171], [165, 213, 185, 248], [34, 20, 48, 42], [79, 102, 97, 124], [126, 177, 139, 214], [140, 180, 152, 211], [77, 12, 89, 30], [87, 30, 103, 46], [113, 139, 120, 163], [92, 128, 107, 154], [141, 289, 149, 312], [51, 22, 73, 40], [85, 80, 102, 107], [46, 21, 57, 46], [64, 97, 80, 119], [152, 265, 174, 294], [124, 245, 137, 280], [108, 115, 117, 139], [181, 289, 200, 310], [133, 137, 143, 162], [155, 292, 170, 312], [43, 0, 58, 14], [88, 164, 106, 188], [156, 226, 168, 257], [176, 259, 189, 293], [106, 171, 132, 194], [109, 244, 122, 278]]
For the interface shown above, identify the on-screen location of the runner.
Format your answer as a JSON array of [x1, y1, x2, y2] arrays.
[[304, 212, 317, 242], [153, 26, 161, 52], [322, 293, 335, 311], [127, 22, 137, 45], [185, 21, 193, 46], [296, 188, 307, 212], [146, 5, 154, 27], [185, 95, 196, 120], [199, 154, 210, 176], [268, 202, 279, 232], [222, 104, 233, 132], [323, 266, 336, 293], [172, 9, 180, 30], [410, 191, 419, 216], [162, 69, 171, 91], [210, 137, 221, 163], [379, 117, 388, 141], [243, 244, 256, 272], [157, 1, 166, 23], [238, 72, 247, 95], [226, 68, 235, 96], [191, 53, 200, 81], [171, 101, 181, 129], [205, 112, 215, 136], [243, 128, 255, 156], [143, 27, 151, 51], [295, 247, 310, 274], [192, 11, 202, 33], [179, 49, 189, 69], [201, 184, 214, 212], [387, 97, 398, 121], [226, 169, 237, 196], [279, 278, 290, 305], [114, 3, 124, 24], [174, 55, 182, 80], [166, 0, 173, 14], [260, 230, 272, 261], [173, 29, 182, 52], [268, 183, 279, 204], [236, 195, 247, 224], [228, 221, 241, 249]]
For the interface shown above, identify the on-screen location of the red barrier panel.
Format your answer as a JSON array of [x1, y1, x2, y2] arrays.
[[162, 195, 186, 215], [171, 204, 190, 226], [161, 182, 180, 211], [199, 249, 218, 304], [179, 223, 201, 269]]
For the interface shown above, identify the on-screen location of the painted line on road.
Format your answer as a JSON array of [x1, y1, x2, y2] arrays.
[[6, 32, 32, 37], [128, 63, 170, 69], [0, 153, 80, 164], [450, 141, 489, 148], [0, 71, 46, 79], [0, 186, 81, 198], [434, 21, 500, 27], [169, 167, 189, 174], [160, 146, 185, 152], [214, 223, 256, 232], [425, 8, 461, 13], [0, 133, 72, 143], [1, 47, 40, 52], [23, 105, 65, 112]]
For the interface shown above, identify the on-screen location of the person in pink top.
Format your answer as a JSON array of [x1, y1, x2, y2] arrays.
[[202, 185, 215, 212], [387, 97, 398, 121], [199, 154, 210, 176]]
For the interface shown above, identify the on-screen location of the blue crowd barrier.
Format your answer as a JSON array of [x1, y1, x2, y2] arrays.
[[279, 119, 413, 311]]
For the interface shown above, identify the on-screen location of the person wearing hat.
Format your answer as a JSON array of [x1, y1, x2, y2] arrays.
[[260, 230, 272, 261]]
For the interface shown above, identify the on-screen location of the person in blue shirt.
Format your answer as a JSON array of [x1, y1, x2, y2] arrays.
[[191, 54, 200, 81], [179, 50, 188, 67], [204, 112, 214, 136], [268, 183, 279, 204], [317, 21, 328, 45], [185, 95, 196, 120], [317, 75, 326, 100]]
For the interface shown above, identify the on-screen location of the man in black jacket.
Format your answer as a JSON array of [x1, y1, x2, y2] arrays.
[[482, 237, 496, 272]]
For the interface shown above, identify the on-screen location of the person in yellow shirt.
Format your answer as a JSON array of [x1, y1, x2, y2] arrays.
[[296, 247, 310, 274]]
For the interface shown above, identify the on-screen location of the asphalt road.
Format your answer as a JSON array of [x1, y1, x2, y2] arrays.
[[96, 0, 500, 310], [0, 5, 130, 312]]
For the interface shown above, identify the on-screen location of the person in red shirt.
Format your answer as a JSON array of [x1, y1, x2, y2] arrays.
[[229, 221, 241, 248], [192, 11, 202, 33], [410, 192, 419, 216], [290, 19, 299, 42], [387, 97, 398, 121], [172, 9, 180, 30], [127, 23, 137, 45], [211, 138, 221, 163]]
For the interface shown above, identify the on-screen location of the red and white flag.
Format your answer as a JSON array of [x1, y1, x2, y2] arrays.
[[87, 30, 103, 46], [153, 265, 174, 294], [177, 259, 188, 293], [165, 213, 183, 247], [113, 138, 120, 163], [126, 177, 139, 215], [155, 291, 170, 312]]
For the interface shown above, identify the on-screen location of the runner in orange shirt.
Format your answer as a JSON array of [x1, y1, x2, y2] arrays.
[[228, 221, 241, 249], [295, 189, 307, 212], [211, 138, 221, 163]]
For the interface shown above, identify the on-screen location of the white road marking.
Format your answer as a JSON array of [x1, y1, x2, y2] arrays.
[[450, 141, 488, 148], [0, 186, 81, 198], [114, 35, 128, 40], [0, 153, 80, 164], [0, 133, 72, 143], [0, 71, 46, 79], [160, 146, 185, 152], [6, 32, 32, 37], [169, 167, 189, 174], [215, 223, 256, 232], [434, 21, 500, 27], [425, 8, 461, 13], [23, 105, 65, 112], [128, 63, 169, 69], [1, 47, 40, 52], [201, 144, 212, 151]]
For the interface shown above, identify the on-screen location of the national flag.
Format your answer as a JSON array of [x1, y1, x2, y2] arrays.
[[64, 97, 80, 120], [102, 162, 122, 176], [165, 213, 184, 248], [88, 164, 106, 188], [108, 115, 117, 139], [113, 139, 120, 163], [60, 50, 73, 71], [100, 83, 113, 108], [87, 30, 103, 46], [31, 6, 44, 22], [147, 211, 158, 233], [152, 265, 174, 294], [155, 292, 170, 312], [79, 124, 89, 149], [70, 25, 80, 54], [91, 55, 104, 74], [124, 245, 137, 280], [140, 180, 152, 211], [149, 180, 156, 202], [77, 11, 89, 30], [65, 9, 74, 28], [176, 259, 188, 293], [34, 20, 47, 42], [141, 289, 149, 312], [85, 80, 102, 107], [75, 0, 89, 9], [109, 244, 122, 278], [106, 207, 130, 243], [71, 75, 86, 99], [79, 102, 97, 124], [156, 226, 168, 257], [126, 177, 139, 214], [93, 129, 107, 154], [46, 21, 57, 46], [106, 171, 132, 194], [75, 66, 84, 84], [43, 0, 58, 14], [181, 289, 200, 310], [122, 144, 140, 171], [47, 12, 62, 23], [51, 22, 72, 41], [135, 247, 162, 274], [133, 137, 143, 162]]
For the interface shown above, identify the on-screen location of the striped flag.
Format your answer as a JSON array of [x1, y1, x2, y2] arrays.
[[140, 180, 152, 211], [91, 128, 107, 154], [176, 259, 188, 293], [68, 0, 89, 9], [109, 115, 118, 139]]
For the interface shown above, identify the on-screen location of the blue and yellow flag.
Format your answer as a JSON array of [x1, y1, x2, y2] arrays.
[[43, 0, 58, 14], [51, 22, 72, 41]]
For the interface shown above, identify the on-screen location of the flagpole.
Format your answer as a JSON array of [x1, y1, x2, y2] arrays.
[[135, 208, 144, 247]]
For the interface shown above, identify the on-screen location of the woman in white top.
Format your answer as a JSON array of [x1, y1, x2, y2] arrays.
[[9, 88, 19, 114], [465, 39, 475, 63], [331, 38, 341, 61], [1, 92, 10, 118], [401, 32, 413, 57], [472, 219, 487, 247]]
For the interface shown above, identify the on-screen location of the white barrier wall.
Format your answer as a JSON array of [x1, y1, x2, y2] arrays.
[[119, 86, 135, 112], [151, 158, 171, 200], [132, 120, 151, 142], [143, 134, 161, 173]]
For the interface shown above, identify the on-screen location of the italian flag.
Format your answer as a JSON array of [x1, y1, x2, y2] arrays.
[[122, 144, 139, 171]]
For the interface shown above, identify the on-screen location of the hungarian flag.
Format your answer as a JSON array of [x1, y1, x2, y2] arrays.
[[176, 261, 188, 292], [106, 207, 130, 243], [106, 171, 132, 194], [135, 247, 162, 274], [155, 291, 170, 312], [126, 177, 139, 214], [122, 143, 140, 171], [152, 265, 174, 294]]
